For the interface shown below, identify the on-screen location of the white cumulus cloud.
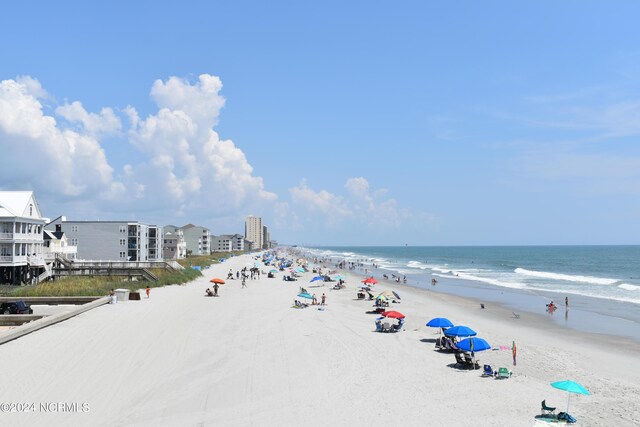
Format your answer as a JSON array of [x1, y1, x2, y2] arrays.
[[0, 76, 121, 198], [56, 101, 121, 136]]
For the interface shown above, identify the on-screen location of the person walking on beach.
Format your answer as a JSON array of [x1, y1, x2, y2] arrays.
[[213, 283, 219, 297], [565, 296, 569, 308], [321, 293, 326, 306], [145, 286, 151, 299], [312, 293, 317, 305], [242, 276, 247, 288]]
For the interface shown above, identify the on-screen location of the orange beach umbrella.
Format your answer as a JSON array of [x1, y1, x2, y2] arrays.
[[210, 278, 225, 284]]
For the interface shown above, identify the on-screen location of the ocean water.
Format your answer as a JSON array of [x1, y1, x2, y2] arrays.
[[297, 246, 640, 340]]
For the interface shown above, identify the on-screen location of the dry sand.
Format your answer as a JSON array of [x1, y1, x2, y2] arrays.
[[0, 253, 639, 426]]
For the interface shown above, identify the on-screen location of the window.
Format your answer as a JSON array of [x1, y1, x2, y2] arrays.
[[29, 204, 33, 216], [119, 226, 126, 233], [71, 225, 79, 233], [120, 239, 126, 245], [71, 239, 78, 246], [119, 251, 126, 258]]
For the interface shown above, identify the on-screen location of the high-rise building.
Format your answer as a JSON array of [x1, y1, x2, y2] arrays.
[[262, 225, 270, 249], [245, 215, 263, 250]]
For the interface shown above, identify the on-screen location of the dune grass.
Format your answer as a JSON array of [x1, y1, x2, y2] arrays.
[[6, 267, 202, 297], [177, 252, 244, 269]]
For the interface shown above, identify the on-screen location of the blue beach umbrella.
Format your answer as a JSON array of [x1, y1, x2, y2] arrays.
[[551, 380, 590, 414], [426, 318, 454, 328], [310, 276, 324, 282], [456, 337, 491, 352], [444, 325, 477, 337], [297, 292, 313, 300]]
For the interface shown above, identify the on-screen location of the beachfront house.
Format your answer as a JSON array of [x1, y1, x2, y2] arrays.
[[162, 225, 187, 260], [179, 224, 211, 255], [45, 217, 164, 261], [0, 191, 47, 285], [43, 226, 78, 261]]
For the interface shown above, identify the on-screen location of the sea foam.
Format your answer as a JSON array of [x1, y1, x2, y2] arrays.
[[515, 268, 617, 286], [619, 283, 640, 291], [434, 272, 527, 290]]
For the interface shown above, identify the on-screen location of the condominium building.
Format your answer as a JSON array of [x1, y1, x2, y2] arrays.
[[0, 191, 46, 285], [211, 234, 246, 252], [245, 215, 263, 250], [45, 217, 163, 261], [179, 224, 211, 255]]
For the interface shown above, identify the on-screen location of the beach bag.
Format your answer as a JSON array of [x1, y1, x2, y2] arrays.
[[558, 412, 576, 423]]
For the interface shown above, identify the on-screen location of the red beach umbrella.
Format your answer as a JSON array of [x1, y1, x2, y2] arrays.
[[381, 310, 405, 319], [210, 278, 225, 284], [362, 277, 378, 285]]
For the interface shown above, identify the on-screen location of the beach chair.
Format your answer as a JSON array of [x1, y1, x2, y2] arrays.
[[463, 353, 480, 370], [495, 367, 512, 379], [454, 352, 466, 367], [482, 364, 494, 377], [541, 400, 556, 415]]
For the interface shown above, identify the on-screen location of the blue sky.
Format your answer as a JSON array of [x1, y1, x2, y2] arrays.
[[1, 1, 640, 245]]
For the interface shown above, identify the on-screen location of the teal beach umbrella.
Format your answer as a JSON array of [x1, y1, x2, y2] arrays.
[[551, 380, 590, 413]]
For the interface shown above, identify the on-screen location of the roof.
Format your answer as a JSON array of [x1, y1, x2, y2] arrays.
[[0, 191, 38, 217], [43, 230, 65, 240]]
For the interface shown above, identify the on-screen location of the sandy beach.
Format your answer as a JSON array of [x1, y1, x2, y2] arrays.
[[1, 252, 639, 426]]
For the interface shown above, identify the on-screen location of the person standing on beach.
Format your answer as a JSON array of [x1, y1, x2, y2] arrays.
[[213, 283, 219, 297], [321, 293, 326, 305], [242, 276, 247, 288], [565, 296, 569, 308], [145, 286, 150, 298], [312, 294, 317, 305]]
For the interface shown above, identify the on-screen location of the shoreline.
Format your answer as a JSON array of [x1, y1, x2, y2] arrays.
[[327, 261, 640, 356], [303, 248, 640, 343]]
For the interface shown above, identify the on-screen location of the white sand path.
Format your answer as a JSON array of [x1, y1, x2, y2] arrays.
[[0, 253, 638, 426]]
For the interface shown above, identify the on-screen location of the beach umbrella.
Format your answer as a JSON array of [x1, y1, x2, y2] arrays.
[[210, 278, 225, 284], [296, 267, 305, 273], [456, 337, 491, 352], [392, 291, 401, 300], [269, 269, 278, 273], [444, 325, 477, 337], [381, 310, 405, 319], [333, 275, 343, 280], [310, 276, 324, 282], [426, 317, 453, 341], [551, 380, 590, 413], [426, 318, 454, 328], [297, 292, 313, 300], [362, 277, 378, 285]]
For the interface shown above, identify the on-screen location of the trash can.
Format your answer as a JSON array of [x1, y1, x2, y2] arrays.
[[129, 292, 140, 301], [114, 289, 130, 303]]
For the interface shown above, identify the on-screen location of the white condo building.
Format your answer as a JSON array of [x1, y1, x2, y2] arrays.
[[245, 215, 263, 250]]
